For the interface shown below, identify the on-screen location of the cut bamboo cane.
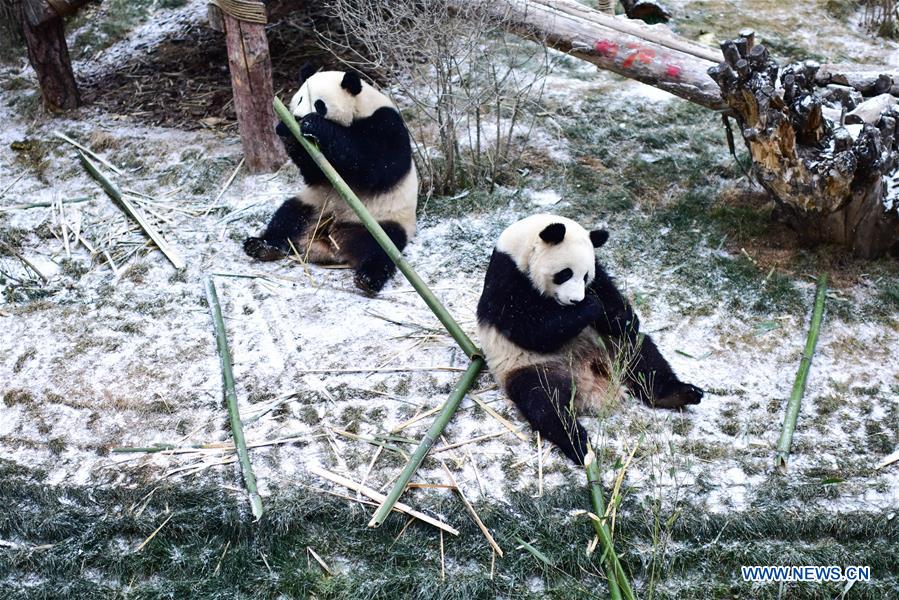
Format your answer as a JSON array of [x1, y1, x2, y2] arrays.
[[585, 450, 634, 600], [369, 357, 485, 528], [78, 151, 185, 270], [273, 97, 479, 359], [775, 273, 828, 473], [205, 277, 264, 520]]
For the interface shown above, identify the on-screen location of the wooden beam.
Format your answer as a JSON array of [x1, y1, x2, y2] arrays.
[[221, 11, 286, 172], [22, 1, 80, 110]]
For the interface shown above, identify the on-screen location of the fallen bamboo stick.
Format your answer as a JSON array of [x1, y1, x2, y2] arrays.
[[205, 277, 264, 520], [54, 130, 125, 175], [585, 450, 634, 600], [472, 395, 530, 442], [369, 358, 485, 528], [308, 464, 459, 536], [77, 150, 185, 270], [441, 462, 504, 557], [775, 273, 828, 473], [0, 197, 91, 212]]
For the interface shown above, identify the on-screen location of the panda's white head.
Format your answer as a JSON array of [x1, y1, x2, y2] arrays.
[[497, 214, 609, 306], [288, 65, 395, 127]]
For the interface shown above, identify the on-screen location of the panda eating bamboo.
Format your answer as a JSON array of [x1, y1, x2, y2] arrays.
[[477, 214, 703, 464], [244, 66, 418, 295]]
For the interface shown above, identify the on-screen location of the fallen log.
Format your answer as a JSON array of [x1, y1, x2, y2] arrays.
[[469, 0, 726, 110]]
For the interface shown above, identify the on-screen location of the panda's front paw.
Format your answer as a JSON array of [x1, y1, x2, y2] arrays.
[[300, 113, 326, 141], [578, 295, 603, 321], [653, 382, 703, 409]]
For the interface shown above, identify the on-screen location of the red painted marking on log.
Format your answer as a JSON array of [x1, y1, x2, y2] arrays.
[[622, 47, 656, 68], [594, 40, 618, 58], [666, 64, 682, 78]]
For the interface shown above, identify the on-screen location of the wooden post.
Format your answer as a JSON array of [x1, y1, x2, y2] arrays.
[[21, 0, 82, 111], [221, 11, 286, 173]]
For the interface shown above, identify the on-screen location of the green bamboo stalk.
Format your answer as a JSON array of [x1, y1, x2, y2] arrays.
[[205, 276, 264, 520], [775, 273, 828, 473], [272, 97, 479, 360], [368, 356, 485, 528], [586, 452, 635, 600]]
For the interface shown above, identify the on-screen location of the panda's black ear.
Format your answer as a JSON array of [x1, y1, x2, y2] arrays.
[[341, 72, 363, 96], [539, 223, 566, 245], [299, 63, 317, 86], [590, 229, 609, 248]]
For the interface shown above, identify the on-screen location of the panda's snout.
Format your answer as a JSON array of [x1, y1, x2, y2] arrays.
[[556, 284, 585, 306]]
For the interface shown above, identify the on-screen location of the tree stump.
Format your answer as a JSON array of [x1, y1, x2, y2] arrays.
[[221, 11, 286, 173], [709, 33, 899, 258], [21, 0, 81, 111]]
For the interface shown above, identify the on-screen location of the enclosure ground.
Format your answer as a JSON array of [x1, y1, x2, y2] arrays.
[[1, 1, 897, 598]]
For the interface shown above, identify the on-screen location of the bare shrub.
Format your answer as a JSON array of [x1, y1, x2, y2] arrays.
[[319, 0, 551, 197], [864, 0, 898, 38]]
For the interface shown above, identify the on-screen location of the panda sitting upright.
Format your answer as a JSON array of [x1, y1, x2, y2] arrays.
[[477, 214, 703, 464], [244, 65, 418, 294]]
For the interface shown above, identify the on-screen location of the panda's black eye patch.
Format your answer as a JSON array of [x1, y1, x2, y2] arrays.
[[553, 268, 573, 285], [314, 99, 327, 116], [584, 273, 589, 283]]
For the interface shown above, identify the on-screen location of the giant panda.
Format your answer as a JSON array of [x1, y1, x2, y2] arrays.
[[244, 65, 418, 294], [476, 214, 703, 464]]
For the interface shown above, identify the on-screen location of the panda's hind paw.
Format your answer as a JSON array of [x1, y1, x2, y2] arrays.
[[243, 237, 288, 262], [653, 382, 703, 409], [354, 262, 394, 296]]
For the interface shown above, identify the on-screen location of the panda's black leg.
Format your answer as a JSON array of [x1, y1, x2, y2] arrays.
[[620, 334, 703, 409], [333, 221, 407, 295], [505, 366, 589, 465], [243, 197, 314, 261]]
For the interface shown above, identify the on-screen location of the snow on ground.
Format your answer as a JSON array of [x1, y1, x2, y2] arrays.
[[1, 0, 897, 530]]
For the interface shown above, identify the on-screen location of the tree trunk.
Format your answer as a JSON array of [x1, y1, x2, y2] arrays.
[[709, 35, 899, 258], [221, 11, 286, 173], [23, 0, 90, 26], [21, 7, 80, 111]]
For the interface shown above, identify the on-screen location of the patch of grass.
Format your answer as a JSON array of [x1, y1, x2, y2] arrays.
[[47, 438, 67, 455], [823, 0, 860, 19], [3, 389, 35, 408], [2, 460, 897, 599], [9, 139, 50, 181]]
